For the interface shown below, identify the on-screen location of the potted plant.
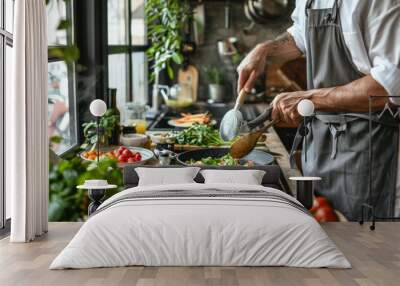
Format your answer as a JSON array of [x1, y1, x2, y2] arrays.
[[145, 0, 190, 111], [81, 109, 120, 150], [205, 67, 225, 103]]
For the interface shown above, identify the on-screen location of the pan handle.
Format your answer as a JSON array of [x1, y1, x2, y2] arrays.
[[154, 149, 176, 158], [247, 106, 273, 130]]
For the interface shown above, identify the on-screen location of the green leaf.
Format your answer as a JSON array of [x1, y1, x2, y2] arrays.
[[50, 135, 62, 144], [172, 53, 183, 65], [167, 63, 174, 79], [48, 47, 65, 59], [57, 19, 71, 30], [63, 46, 80, 62]]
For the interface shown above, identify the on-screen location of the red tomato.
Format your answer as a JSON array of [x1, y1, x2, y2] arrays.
[[127, 157, 135, 163], [314, 206, 338, 222], [122, 149, 133, 157], [118, 155, 128, 163], [134, 152, 142, 161], [310, 196, 330, 213]]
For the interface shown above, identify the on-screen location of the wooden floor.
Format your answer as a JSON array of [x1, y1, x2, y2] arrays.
[[0, 222, 399, 286]]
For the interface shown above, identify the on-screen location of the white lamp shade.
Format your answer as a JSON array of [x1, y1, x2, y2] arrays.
[[89, 99, 107, 117], [297, 99, 315, 117]]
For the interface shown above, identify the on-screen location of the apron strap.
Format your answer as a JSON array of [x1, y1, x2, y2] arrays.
[[306, 0, 341, 18], [328, 122, 346, 159], [331, 0, 340, 22], [305, 0, 314, 16]]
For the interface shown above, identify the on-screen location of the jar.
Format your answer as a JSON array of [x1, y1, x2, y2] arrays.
[[122, 103, 149, 134]]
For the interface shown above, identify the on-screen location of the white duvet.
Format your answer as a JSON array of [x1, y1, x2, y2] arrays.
[[50, 183, 351, 269]]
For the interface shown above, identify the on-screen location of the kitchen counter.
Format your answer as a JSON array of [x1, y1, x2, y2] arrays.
[[263, 125, 302, 196], [146, 102, 301, 196]]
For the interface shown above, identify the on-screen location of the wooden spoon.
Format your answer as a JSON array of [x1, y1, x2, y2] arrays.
[[230, 120, 278, 159]]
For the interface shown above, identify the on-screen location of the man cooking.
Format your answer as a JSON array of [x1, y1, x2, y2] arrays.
[[237, 0, 400, 220]]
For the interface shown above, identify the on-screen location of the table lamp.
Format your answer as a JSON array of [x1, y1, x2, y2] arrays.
[[297, 99, 315, 162], [89, 99, 107, 162]]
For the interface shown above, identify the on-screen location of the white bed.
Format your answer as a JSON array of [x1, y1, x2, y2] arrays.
[[50, 183, 350, 269]]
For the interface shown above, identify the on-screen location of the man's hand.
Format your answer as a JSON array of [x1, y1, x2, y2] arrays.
[[236, 32, 302, 94], [271, 91, 313, 126], [237, 44, 269, 94]]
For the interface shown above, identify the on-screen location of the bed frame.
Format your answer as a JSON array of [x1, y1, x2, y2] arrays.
[[123, 165, 282, 190]]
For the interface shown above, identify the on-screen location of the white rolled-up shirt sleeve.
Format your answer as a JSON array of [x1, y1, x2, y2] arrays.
[[287, 0, 306, 54], [364, 2, 400, 98]]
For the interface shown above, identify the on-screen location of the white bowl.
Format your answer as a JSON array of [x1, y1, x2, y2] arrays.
[[148, 132, 176, 144], [120, 134, 148, 147], [85, 179, 108, 187]]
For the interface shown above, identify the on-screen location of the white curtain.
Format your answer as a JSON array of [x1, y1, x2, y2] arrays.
[[8, 0, 49, 242]]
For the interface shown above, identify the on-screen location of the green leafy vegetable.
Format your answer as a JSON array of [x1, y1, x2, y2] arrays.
[[188, 154, 238, 166], [175, 124, 225, 146]]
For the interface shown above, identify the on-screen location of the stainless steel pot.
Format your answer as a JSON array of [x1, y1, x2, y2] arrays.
[[254, 0, 288, 18], [245, 0, 289, 24]]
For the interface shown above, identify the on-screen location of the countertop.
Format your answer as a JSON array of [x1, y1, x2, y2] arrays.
[[146, 126, 301, 196], [261, 124, 302, 196], [146, 103, 301, 195]]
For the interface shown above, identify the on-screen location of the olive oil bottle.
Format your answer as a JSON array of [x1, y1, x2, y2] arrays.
[[107, 88, 121, 146]]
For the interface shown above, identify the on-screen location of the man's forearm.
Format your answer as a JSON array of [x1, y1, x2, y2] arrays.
[[310, 75, 388, 112], [259, 32, 303, 63]]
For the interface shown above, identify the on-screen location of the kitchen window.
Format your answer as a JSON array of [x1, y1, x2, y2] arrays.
[[47, 0, 78, 155], [0, 0, 14, 230], [107, 0, 148, 108]]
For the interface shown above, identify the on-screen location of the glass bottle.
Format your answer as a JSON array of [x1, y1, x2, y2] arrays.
[[107, 88, 121, 146]]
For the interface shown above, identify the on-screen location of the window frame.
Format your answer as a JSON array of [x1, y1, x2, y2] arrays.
[[107, 0, 149, 104], [47, 0, 79, 157], [0, 0, 13, 231]]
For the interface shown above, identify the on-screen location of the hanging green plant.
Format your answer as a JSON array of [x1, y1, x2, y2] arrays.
[[47, 0, 80, 67], [145, 0, 191, 81]]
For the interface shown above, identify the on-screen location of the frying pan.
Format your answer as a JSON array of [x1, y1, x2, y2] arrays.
[[175, 148, 275, 166]]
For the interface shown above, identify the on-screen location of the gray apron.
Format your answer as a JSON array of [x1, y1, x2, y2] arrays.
[[291, 0, 399, 220]]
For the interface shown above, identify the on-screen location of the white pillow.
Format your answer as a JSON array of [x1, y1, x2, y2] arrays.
[[200, 169, 266, 185], [136, 167, 201, 186]]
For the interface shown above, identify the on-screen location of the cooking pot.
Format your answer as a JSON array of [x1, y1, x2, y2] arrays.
[[254, 0, 288, 18], [245, 0, 289, 24]]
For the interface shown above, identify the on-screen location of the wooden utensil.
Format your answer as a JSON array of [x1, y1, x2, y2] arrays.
[[178, 65, 199, 102], [230, 120, 278, 159]]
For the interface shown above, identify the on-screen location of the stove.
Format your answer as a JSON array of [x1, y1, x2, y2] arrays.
[[148, 103, 262, 131]]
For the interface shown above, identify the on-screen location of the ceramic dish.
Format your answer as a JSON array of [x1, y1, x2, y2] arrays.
[[80, 146, 154, 166], [120, 133, 148, 147], [168, 119, 217, 128]]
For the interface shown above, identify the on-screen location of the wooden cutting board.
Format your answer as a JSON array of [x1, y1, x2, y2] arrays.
[[178, 65, 199, 102]]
